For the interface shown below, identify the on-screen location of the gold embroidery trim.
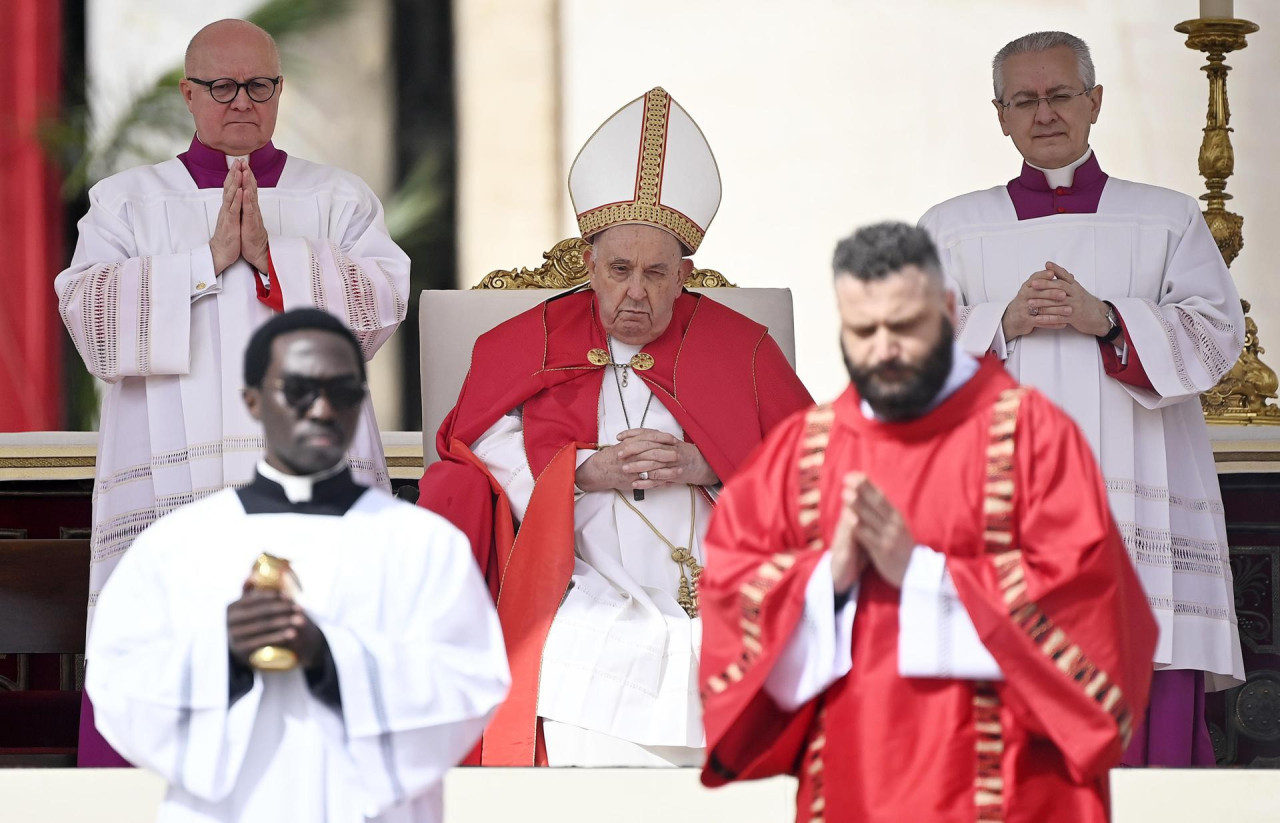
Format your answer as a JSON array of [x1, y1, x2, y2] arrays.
[[972, 388, 1023, 823], [993, 550, 1137, 746], [703, 404, 833, 696], [636, 88, 668, 207], [802, 704, 829, 823], [984, 388, 1137, 752], [576, 202, 705, 256], [974, 681, 1005, 823]]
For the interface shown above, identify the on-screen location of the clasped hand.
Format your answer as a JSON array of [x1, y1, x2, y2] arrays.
[[209, 160, 270, 274], [830, 472, 916, 594], [227, 585, 324, 670], [575, 427, 719, 493], [1002, 261, 1112, 341]]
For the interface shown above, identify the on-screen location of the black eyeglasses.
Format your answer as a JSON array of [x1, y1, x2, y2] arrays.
[[269, 376, 366, 412], [187, 76, 281, 104]]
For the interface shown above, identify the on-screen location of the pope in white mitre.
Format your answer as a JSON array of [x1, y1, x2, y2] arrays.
[[54, 19, 409, 765], [919, 30, 1245, 767], [417, 88, 811, 767]]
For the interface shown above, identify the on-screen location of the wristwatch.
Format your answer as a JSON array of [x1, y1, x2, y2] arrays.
[[1097, 301, 1122, 343]]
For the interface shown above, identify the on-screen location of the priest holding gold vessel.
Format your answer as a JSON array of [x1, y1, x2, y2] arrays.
[[85, 309, 509, 823]]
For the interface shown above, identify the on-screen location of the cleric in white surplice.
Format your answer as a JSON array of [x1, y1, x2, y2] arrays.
[[55, 18, 409, 765], [87, 310, 509, 823], [919, 31, 1245, 766]]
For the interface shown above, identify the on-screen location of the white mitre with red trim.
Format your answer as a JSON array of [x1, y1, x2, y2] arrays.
[[569, 87, 721, 255]]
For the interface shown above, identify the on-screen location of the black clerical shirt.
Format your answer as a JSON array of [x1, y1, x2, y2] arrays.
[[227, 467, 369, 708]]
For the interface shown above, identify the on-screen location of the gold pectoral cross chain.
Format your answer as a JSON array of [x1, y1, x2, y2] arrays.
[[614, 485, 703, 618]]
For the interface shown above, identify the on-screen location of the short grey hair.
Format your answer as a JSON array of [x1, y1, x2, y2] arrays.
[[992, 31, 1095, 101], [832, 222, 942, 285]]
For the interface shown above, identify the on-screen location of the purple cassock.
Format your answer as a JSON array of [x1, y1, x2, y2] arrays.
[[76, 135, 287, 769], [1008, 151, 1215, 769]]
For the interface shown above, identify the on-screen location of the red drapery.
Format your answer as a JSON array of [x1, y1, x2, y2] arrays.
[[0, 0, 63, 431]]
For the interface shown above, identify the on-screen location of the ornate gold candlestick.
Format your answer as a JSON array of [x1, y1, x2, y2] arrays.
[[1175, 16, 1279, 424]]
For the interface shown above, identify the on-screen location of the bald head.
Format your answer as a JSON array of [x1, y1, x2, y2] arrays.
[[180, 19, 283, 155], [184, 19, 280, 77]]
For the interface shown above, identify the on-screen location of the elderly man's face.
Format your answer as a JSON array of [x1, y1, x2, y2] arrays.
[[836, 266, 956, 421], [586, 225, 694, 346], [243, 330, 365, 475], [994, 45, 1102, 170], [180, 23, 282, 155]]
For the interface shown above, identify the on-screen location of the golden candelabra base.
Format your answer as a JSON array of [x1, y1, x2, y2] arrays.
[[1175, 17, 1278, 425]]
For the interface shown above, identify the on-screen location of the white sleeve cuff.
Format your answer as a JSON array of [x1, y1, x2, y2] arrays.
[[572, 449, 596, 499], [992, 320, 1011, 360], [190, 245, 220, 301], [956, 302, 1008, 360], [470, 410, 534, 520], [898, 546, 1003, 680], [763, 553, 856, 711]]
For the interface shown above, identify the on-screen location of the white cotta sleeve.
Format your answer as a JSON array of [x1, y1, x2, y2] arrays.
[[763, 553, 857, 711], [318, 524, 510, 817], [918, 207, 1009, 360], [898, 546, 1003, 680], [1108, 200, 1245, 409], [266, 180, 410, 360], [85, 533, 264, 802], [469, 407, 537, 520], [54, 185, 210, 381]]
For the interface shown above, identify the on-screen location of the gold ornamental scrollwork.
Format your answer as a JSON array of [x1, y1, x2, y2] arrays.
[[1200, 302, 1280, 423], [1174, 16, 1279, 425], [473, 237, 736, 290]]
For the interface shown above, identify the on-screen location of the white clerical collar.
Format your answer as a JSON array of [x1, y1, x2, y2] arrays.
[[860, 342, 979, 421], [1029, 147, 1092, 189], [610, 338, 643, 357], [257, 459, 348, 503], [193, 132, 248, 170]]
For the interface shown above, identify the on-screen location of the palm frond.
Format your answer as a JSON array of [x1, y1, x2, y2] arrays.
[[48, 0, 352, 195]]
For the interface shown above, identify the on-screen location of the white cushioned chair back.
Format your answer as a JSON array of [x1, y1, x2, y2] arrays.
[[419, 288, 797, 464]]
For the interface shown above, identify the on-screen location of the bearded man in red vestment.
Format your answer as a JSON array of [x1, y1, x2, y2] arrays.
[[418, 88, 812, 767], [699, 222, 1156, 822]]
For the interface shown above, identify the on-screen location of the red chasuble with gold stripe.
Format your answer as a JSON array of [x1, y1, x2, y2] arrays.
[[699, 357, 1156, 823], [418, 288, 811, 765]]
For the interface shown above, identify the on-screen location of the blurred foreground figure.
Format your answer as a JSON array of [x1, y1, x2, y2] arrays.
[[700, 223, 1156, 823], [920, 30, 1245, 765], [418, 87, 811, 765], [87, 310, 508, 823], [56, 18, 409, 765]]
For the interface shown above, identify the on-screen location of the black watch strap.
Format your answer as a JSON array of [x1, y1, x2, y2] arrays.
[[1097, 301, 1122, 343]]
